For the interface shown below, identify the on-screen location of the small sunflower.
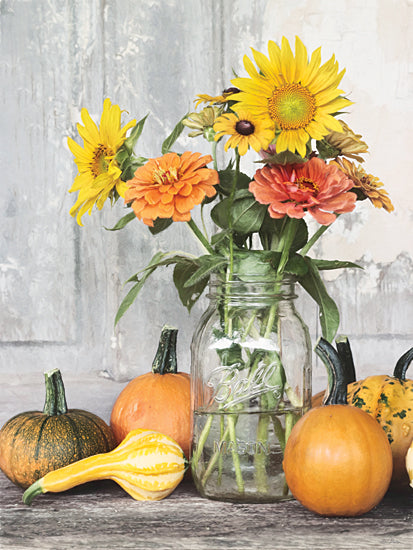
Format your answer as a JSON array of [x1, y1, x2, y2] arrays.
[[231, 36, 352, 158], [68, 98, 136, 225], [332, 158, 394, 212], [213, 110, 274, 156], [194, 87, 239, 108], [324, 120, 369, 162], [182, 106, 223, 139]]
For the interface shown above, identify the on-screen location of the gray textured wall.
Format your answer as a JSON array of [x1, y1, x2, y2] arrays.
[[1, 0, 412, 426]]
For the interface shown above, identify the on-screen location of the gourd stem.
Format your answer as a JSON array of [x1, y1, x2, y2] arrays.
[[315, 338, 348, 405], [393, 347, 413, 381], [152, 326, 178, 375], [43, 369, 68, 416], [22, 480, 44, 506]]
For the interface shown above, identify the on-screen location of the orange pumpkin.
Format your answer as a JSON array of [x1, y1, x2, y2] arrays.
[[312, 336, 413, 491], [283, 338, 393, 517], [110, 326, 191, 458]]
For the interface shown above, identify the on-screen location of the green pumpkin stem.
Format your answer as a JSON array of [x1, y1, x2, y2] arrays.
[[43, 369, 68, 416], [393, 346, 413, 381], [152, 326, 178, 375], [335, 335, 356, 384], [315, 338, 348, 405]]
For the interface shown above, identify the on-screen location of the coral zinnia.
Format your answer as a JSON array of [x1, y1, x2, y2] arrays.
[[213, 110, 274, 156], [231, 36, 352, 158], [125, 151, 219, 226], [332, 157, 394, 212], [250, 157, 357, 225], [68, 98, 136, 226]]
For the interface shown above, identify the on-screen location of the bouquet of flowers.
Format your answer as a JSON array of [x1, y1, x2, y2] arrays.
[[67, 36, 393, 500]]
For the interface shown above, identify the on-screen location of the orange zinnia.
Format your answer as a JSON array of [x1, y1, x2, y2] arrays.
[[250, 157, 357, 225], [125, 151, 219, 226]]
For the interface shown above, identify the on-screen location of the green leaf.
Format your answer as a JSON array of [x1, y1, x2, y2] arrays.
[[183, 255, 228, 288], [255, 150, 307, 165], [291, 219, 309, 252], [216, 168, 251, 196], [115, 250, 165, 325], [298, 257, 340, 342], [311, 259, 362, 271], [285, 253, 308, 277], [211, 189, 267, 235], [105, 211, 136, 231], [148, 218, 173, 235], [173, 258, 209, 311], [232, 250, 278, 280], [115, 251, 194, 324], [161, 115, 187, 154], [121, 114, 149, 155], [315, 139, 341, 160]]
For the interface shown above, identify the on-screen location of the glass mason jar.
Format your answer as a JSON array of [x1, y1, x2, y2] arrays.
[[190, 273, 312, 502]]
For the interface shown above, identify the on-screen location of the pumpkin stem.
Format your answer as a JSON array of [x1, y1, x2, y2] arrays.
[[315, 338, 348, 405], [43, 369, 68, 416], [152, 326, 178, 375], [335, 335, 356, 384], [393, 346, 413, 381]]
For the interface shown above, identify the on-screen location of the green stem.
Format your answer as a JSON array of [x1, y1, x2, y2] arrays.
[[254, 412, 270, 493], [22, 479, 45, 506], [227, 415, 244, 493], [191, 414, 213, 473], [202, 423, 231, 486], [43, 369, 68, 416], [300, 218, 337, 257], [187, 218, 214, 254]]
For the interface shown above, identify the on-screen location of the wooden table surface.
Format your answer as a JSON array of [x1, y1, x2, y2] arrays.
[[0, 472, 412, 550]]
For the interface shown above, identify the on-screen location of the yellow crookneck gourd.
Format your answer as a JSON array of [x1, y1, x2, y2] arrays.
[[23, 429, 187, 505]]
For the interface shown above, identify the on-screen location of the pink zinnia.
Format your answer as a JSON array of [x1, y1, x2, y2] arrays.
[[250, 157, 357, 225]]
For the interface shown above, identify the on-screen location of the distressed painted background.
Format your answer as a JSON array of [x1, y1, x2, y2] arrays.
[[1, 0, 412, 426]]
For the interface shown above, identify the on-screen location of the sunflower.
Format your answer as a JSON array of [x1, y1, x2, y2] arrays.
[[231, 36, 352, 158], [125, 151, 219, 226], [213, 110, 274, 156], [332, 157, 394, 212], [194, 87, 239, 108], [68, 98, 136, 225], [250, 157, 357, 225], [182, 106, 223, 138]]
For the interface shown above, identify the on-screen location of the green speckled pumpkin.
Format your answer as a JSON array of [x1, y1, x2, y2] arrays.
[[347, 347, 413, 491], [0, 369, 116, 489]]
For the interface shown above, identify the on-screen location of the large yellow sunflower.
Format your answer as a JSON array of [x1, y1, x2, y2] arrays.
[[68, 98, 136, 225], [213, 110, 274, 156], [231, 36, 352, 158]]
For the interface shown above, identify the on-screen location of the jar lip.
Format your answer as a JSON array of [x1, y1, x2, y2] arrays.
[[207, 273, 298, 300], [209, 272, 297, 284]]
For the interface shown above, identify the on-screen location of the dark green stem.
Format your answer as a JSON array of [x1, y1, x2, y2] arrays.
[[393, 346, 413, 381], [43, 369, 68, 416], [152, 326, 178, 374], [315, 337, 348, 405]]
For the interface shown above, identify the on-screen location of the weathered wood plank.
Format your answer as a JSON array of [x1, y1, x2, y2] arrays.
[[0, 473, 412, 550]]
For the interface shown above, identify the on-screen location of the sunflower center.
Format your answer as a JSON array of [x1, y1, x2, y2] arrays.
[[91, 144, 112, 177], [153, 167, 178, 186], [296, 176, 319, 194], [268, 84, 316, 130], [235, 120, 255, 136]]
